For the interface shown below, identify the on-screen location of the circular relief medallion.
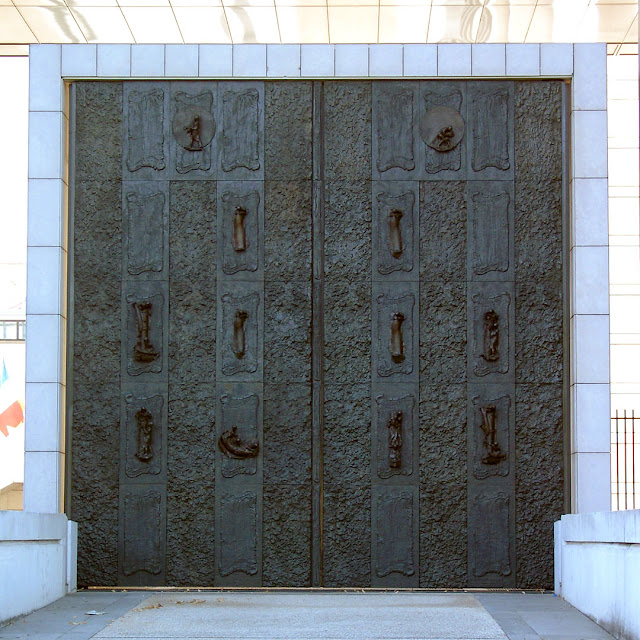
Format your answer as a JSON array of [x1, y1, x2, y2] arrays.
[[172, 105, 216, 151], [420, 105, 465, 153]]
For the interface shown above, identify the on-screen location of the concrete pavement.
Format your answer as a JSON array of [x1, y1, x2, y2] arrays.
[[0, 591, 615, 640]]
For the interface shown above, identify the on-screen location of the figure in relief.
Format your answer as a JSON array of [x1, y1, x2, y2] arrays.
[[390, 312, 406, 363], [479, 405, 506, 465], [388, 210, 403, 259], [482, 309, 500, 362], [434, 126, 455, 151], [135, 407, 153, 462], [233, 310, 248, 359], [133, 301, 158, 363], [388, 411, 403, 469], [184, 114, 203, 151], [219, 425, 259, 459], [233, 207, 248, 252]]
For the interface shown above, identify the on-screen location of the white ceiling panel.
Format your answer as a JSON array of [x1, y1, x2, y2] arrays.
[[428, 4, 480, 42], [71, 7, 134, 42], [624, 13, 638, 41], [277, 6, 329, 42], [379, 5, 429, 43], [526, 3, 590, 42], [117, 0, 171, 6], [329, 6, 378, 42], [174, 6, 231, 42], [18, 6, 86, 42], [121, 6, 182, 41], [12, 0, 66, 7], [226, 6, 280, 42], [477, 5, 535, 43], [578, 4, 638, 42], [170, 0, 222, 5], [67, 0, 118, 6], [0, 7, 37, 42]]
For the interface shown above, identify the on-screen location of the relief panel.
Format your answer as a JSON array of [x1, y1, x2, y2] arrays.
[[372, 486, 418, 587], [218, 183, 263, 277], [123, 393, 165, 479], [123, 182, 168, 280], [373, 283, 418, 382], [470, 393, 510, 479], [419, 83, 466, 179], [219, 392, 261, 478], [470, 290, 511, 379], [219, 83, 264, 180], [124, 84, 169, 179], [372, 182, 418, 280], [171, 84, 216, 177], [467, 182, 514, 282], [217, 490, 261, 581], [119, 486, 165, 583], [469, 492, 512, 582], [124, 286, 165, 378], [372, 82, 416, 179], [467, 82, 514, 180], [219, 288, 261, 379], [374, 391, 416, 480]]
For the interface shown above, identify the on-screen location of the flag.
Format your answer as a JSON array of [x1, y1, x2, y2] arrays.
[[0, 359, 24, 437]]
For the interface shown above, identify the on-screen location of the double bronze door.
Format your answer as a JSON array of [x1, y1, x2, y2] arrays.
[[70, 79, 565, 589]]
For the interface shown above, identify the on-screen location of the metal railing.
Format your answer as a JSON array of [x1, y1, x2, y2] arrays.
[[611, 411, 639, 511], [0, 320, 25, 341]]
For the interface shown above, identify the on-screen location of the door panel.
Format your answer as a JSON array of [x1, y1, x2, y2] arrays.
[[71, 78, 565, 589]]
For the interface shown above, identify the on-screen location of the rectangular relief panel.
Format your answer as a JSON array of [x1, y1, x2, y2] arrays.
[[466, 82, 514, 181], [419, 82, 467, 180], [169, 81, 217, 180], [122, 181, 169, 281], [123, 82, 170, 181], [371, 485, 419, 587], [217, 181, 264, 280], [372, 181, 419, 281], [467, 491, 514, 587], [121, 390, 167, 482], [372, 384, 418, 482], [118, 484, 166, 586], [218, 284, 263, 382], [217, 82, 264, 181], [469, 391, 511, 480], [216, 488, 262, 586], [122, 281, 168, 382], [372, 82, 417, 180], [467, 281, 515, 383], [372, 281, 419, 383], [467, 181, 515, 282]]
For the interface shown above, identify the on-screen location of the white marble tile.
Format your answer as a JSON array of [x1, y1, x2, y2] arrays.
[[437, 43, 471, 77], [573, 178, 609, 247], [335, 44, 368, 77], [27, 179, 65, 248], [25, 383, 65, 453], [573, 110, 608, 179], [301, 45, 334, 78], [27, 246, 66, 317], [267, 44, 300, 77], [28, 111, 64, 180], [61, 44, 96, 78], [572, 452, 611, 513], [573, 246, 609, 316], [403, 44, 437, 77], [29, 44, 63, 113], [471, 44, 505, 77], [369, 44, 403, 77], [540, 43, 573, 77], [573, 314, 610, 385], [131, 44, 164, 77], [165, 44, 198, 77], [97, 44, 131, 77], [506, 43, 539, 77], [26, 314, 64, 384], [23, 451, 64, 513], [573, 43, 607, 111], [232, 44, 266, 77], [573, 383, 611, 454], [199, 44, 232, 77]]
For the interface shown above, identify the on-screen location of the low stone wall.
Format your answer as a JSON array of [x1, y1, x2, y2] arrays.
[[555, 510, 640, 640], [0, 512, 77, 624]]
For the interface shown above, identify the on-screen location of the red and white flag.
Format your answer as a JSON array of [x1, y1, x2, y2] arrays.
[[0, 358, 24, 437]]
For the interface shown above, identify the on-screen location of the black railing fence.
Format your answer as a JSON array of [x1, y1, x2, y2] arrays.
[[611, 411, 639, 511]]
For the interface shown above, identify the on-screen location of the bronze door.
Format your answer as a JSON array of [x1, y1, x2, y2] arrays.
[[70, 80, 565, 589]]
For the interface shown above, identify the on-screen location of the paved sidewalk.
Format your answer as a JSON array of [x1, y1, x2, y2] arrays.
[[0, 591, 614, 640]]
